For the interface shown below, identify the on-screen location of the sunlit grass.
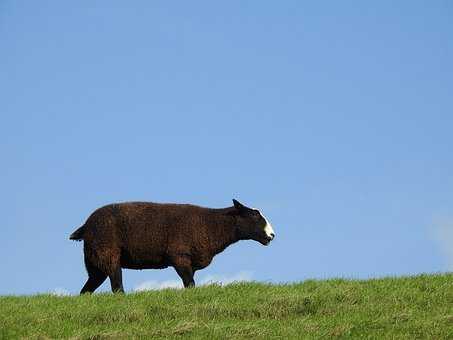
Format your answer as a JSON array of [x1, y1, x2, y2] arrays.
[[1, 273, 452, 339]]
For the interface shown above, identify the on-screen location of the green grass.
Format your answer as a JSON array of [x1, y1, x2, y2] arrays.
[[1, 274, 452, 339]]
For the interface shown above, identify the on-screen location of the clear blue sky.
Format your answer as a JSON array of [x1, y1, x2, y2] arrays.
[[1, 1, 452, 295]]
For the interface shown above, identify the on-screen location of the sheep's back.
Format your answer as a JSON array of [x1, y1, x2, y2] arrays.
[[115, 202, 209, 257]]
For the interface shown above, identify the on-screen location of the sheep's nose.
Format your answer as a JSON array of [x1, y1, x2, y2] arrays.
[[270, 233, 275, 240]]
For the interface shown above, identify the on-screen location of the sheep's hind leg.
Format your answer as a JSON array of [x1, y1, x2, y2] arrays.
[[109, 267, 124, 293], [80, 266, 107, 295]]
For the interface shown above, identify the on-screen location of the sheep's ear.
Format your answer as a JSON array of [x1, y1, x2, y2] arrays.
[[232, 199, 246, 211]]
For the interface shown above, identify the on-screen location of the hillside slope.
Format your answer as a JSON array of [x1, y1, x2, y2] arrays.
[[0, 274, 452, 339]]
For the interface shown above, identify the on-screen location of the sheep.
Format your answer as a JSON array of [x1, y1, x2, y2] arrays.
[[70, 199, 275, 294]]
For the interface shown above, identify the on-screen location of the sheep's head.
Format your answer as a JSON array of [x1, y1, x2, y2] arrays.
[[232, 199, 275, 246]]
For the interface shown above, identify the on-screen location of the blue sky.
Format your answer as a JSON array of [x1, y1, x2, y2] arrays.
[[1, 1, 452, 295]]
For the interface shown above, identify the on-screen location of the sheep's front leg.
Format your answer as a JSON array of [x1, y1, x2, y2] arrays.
[[173, 257, 195, 288], [109, 267, 124, 293]]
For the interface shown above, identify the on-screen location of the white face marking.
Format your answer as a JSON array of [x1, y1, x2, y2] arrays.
[[254, 208, 275, 239]]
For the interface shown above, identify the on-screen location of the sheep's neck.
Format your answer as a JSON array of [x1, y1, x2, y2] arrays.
[[210, 213, 239, 256]]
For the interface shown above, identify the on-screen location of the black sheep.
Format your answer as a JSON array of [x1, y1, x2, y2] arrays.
[[70, 199, 275, 293]]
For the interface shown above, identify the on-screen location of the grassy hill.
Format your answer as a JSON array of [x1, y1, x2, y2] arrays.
[[0, 273, 451, 339]]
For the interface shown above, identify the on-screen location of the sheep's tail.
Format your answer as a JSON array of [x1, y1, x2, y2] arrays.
[[69, 225, 86, 241]]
